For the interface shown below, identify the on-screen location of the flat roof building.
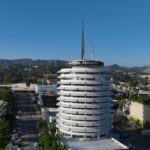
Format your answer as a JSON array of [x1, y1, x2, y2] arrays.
[[62, 138, 128, 150]]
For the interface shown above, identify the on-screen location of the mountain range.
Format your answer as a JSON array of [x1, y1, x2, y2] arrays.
[[111, 64, 150, 72], [0, 59, 149, 72]]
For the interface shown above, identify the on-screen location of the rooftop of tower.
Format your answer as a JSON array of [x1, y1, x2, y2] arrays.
[[69, 59, 104, 67]]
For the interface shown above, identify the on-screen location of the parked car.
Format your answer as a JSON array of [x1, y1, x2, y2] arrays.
[[16, 138, 22, 143], [17, 131, 22, 137], [34, 142, 39, 148], [12, 129, 17, 133]]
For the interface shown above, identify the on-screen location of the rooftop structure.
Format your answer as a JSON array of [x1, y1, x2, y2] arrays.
[[0, 83, 36, 92], [70, 60, 104, 67], [62, 138, 128, 150], [35, 84, 57, 94]]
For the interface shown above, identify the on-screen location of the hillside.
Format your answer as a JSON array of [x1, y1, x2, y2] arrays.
[[111, 64, 150, 72], [0, 59, 68, 69]]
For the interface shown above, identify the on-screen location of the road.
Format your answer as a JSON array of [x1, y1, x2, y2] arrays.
[[114, 112, 150, 150], [8, 92, 42, 150]]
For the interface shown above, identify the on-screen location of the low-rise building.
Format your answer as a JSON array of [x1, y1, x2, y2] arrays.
[[62, 138, 128, 150], [35, 84, 57, 106], [37, 84, 58, 123]]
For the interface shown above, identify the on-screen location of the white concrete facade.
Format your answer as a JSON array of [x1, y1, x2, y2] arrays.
[[56, 60, 113, 139]]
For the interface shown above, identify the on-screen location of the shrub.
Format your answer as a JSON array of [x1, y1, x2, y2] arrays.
[[128, 116, 143, 127], [36, 120, 48, 131]]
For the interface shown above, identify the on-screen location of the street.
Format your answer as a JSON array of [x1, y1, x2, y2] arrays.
[[7, 92, 42, 150], [114, 112, 150, 150]]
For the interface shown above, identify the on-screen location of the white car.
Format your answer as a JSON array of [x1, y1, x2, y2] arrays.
[[16, 138, 22, 143], [34, 142, 39, 147]]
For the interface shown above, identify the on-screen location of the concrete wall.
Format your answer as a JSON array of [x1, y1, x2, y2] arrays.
[[129, 102, 150, 122]]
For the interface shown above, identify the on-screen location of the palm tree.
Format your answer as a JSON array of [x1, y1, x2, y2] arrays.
[[112, 102, 119, 129]]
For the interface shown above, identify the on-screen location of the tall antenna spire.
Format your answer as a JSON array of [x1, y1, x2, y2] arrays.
[[81, 21, 85, 60], [91, 43, 94, 60]]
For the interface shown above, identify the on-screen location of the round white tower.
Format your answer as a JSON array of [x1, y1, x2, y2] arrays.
[[56, 60, 112, 139]]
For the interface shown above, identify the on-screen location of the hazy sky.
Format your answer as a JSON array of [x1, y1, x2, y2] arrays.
[[0, 0, 150, 67]]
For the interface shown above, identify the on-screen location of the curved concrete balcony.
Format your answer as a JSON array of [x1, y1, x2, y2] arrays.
[[57, 102, 111, 109], [58, 74, 111, 79], [57, 117, 109, 127], [57, 96, 112, 103], [59, 80, 112, 85], [57, 85, 113, 91], [58, 122, 108, 133], [59, 68, 112, 74], [59, 107, 110, 115], [58, 127, 107, 137], [58, 91, 112, 97], [59, 112, 111, 121]]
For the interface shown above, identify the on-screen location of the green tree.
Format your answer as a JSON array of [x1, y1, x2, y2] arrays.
[[36, 120, 48, 132], [0, 120, 11, 148], [112, 102, 119, 129]]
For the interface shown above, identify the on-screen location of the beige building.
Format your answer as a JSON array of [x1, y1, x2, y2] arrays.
[[129, 102, 150, 122]]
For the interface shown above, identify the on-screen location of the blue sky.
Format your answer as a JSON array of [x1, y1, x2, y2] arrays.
[[0, 0, 150, 67]]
